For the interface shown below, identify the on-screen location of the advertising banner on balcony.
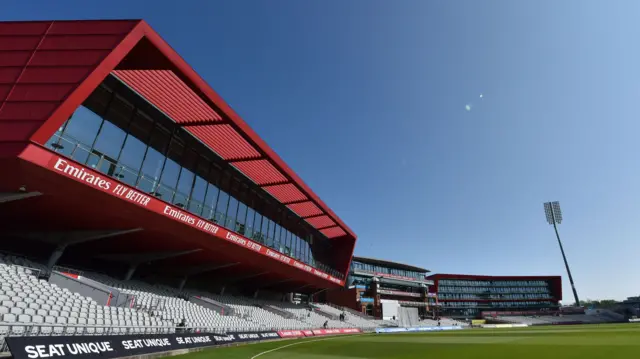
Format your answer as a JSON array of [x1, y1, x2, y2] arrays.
[[25, 149, 344, 287]]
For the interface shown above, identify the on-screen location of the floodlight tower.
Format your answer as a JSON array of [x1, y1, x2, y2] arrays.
[[544, 201, 580, 307]]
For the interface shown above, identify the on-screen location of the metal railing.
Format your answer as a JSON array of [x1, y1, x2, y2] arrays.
[[51, 266, 84, 277]]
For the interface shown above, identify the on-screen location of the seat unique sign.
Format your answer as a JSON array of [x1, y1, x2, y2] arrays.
[[6, 331, 280, 359]]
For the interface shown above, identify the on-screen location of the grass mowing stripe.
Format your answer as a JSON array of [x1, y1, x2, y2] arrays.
[[250, 334, 371, 359]]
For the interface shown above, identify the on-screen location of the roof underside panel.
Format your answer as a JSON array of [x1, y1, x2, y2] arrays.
[[185, 124, 261, 161], [113, 69, 223, 124], [263, 183, 307, 204], [287, 201, 323, 218], [0, 20, 139, 142], [231, 159, 288, 186], [305, 215, 335, 229], [320, 227, 347, 239], [118, 64, 353, 237]]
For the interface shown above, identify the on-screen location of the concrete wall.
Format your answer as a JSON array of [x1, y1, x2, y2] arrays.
[[49, 271, 134, 307], [50, 272, 112, 306]]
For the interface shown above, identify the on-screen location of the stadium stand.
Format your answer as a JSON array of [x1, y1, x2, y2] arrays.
[[82, 273, 260, 333], [311, 303, 382, 329], [196, 294, 310, 330], [0, 256, 391, 351], [0, 262, 175, 350]]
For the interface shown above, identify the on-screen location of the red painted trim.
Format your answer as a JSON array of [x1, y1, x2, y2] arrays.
[[61, 272, 79, 279]]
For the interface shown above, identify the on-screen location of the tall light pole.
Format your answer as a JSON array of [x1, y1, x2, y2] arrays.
[[544, 201, 580, 307]]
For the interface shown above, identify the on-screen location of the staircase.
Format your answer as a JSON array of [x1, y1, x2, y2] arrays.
[[261, 304, 296, 319], [311, 305, 339, 320], [191, 296, 235, 316], [326, 302, 374, 320]]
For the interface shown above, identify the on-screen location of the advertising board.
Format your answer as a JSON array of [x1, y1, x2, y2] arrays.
[[6, 331, 280, 359]]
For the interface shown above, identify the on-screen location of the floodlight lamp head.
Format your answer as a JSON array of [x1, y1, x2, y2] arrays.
[[544, 201, 563, 225], [544, 202, 554, 224], [552, 201, 562, 224]]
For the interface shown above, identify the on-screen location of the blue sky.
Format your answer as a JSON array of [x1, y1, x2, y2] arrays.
[[5, 0, 640, 301]]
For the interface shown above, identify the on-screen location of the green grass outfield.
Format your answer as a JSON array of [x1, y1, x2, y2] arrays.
[[177, 323, 640, 359]]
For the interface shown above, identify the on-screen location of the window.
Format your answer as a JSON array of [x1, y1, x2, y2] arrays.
[[252, 212, 264, 242], [139, 126, 170, 193], [265, 219, 275, 247], [284, 230, 292, 256], [158, 158, 179, 199], [160, 140, 184, 192], [103, 95, 134, 131], [202, 183, 219, 220], [64, 106, 103, 147], [189, 176, 208, 215], [128, 111, 153, 143], [215, 190, 230, 224], [93, 119, 127, 161], [46, 78, 345, 277], [245, 207, 256, 238], [117, 135, 146, 186], [260, 214, 269, 243], [138, 147, 164, 194], [175, 167, 194, 208], [236, 201, 247, 235], [273, 223, 282, 250], [226, 197, 238, 229]]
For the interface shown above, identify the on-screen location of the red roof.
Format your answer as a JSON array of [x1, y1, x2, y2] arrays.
[[0, 19, 356, 246]]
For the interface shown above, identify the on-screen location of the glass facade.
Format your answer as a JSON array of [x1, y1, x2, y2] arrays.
[[435, 279, 558, 317], [44, 79, 342, 280], [351, 260, 425, 280]]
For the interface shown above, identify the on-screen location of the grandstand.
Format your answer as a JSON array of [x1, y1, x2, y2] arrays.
[[321, 256, 437, 322], [428, 274, 562, 319], [0, 255, 389, 350], [0, 18, 375, 353]]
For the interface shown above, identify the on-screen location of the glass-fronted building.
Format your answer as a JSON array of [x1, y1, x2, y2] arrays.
[[43, 76, 344, 279], [428, 274, 562, 318], [326, 256, 434, 318]]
